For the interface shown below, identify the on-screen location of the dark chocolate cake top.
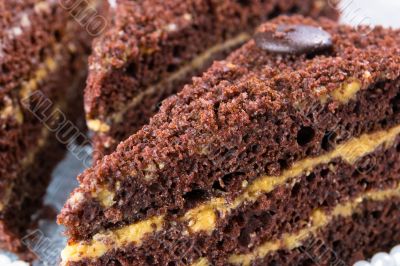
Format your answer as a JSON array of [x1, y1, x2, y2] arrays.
[[61, 15, 400, 236], [104, 14, 399, 164]]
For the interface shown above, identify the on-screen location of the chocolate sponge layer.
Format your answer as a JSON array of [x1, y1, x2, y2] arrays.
[[68, 197, 400, 266], [60, 16, 400, 242], [62, 76, 400, 241], [66, 137, 400, 265]]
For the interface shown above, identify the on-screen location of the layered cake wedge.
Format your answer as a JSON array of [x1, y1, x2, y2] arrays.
[[0, 0, 104, 256], [86, 0, 339, 160], [60, 16, 400, 265]]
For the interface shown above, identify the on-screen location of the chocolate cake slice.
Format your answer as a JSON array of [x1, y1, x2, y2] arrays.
[[86, 0, 339, 160], [0, 0, 104, 256], [59, 16, 400, 265]]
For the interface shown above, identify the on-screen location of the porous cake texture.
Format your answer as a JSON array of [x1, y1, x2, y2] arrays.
[[59, 15, 400, 265], [0, 0, 104, 256], [85, 0, 339, 160]]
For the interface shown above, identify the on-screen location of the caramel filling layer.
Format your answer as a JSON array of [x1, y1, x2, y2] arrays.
[[61, 216, 164, 264], [330, 80, 361, 103], [1, 53, 59, 122], [0, 97, 23, 124], [19, 52, 59, 99], [191, 257, 210, 266], [19, 44, 62, 99], [87, 32, 251, 133], [61, 124, 400, 263], [184, 123, 400, 234], [227, 184, 400, 266], [319, 79, 362, 104]]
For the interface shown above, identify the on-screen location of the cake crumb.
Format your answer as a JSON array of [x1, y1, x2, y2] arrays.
[[165, 23, 178, 32], [20, 14, 31, 28], [183, 13, 192, 21]]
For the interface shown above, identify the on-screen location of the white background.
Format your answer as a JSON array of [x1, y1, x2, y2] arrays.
[[340, 0, 400, 27]]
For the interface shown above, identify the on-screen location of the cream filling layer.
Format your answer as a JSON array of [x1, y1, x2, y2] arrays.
[[227, 184, 400, 266], [87, 32, 251, 133], [61, 124, 400, 263]]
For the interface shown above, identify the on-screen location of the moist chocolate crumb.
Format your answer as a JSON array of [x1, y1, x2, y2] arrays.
[[60, 15, 400, 247]]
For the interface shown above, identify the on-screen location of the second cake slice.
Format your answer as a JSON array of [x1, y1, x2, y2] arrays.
[[85, 0, 338, 160]]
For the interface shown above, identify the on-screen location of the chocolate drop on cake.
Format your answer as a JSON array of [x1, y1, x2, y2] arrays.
[[254, 24, 333, 55]]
